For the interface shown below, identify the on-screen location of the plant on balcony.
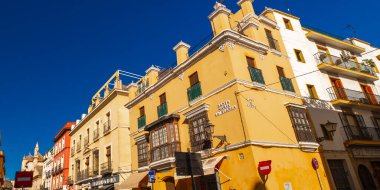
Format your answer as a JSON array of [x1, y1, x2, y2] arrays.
[[363, 59, 375, 67], [318, 53, 327, 62]]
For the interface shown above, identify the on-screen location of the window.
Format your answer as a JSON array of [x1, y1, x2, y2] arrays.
[[328, 160, 352, 190], [294, 49, 305, 63], [187, 72, 202, 101], [188, 111, 212, 152], [138, 107, 146, 128], [265, 29, 279, 51], [283, 18, 293, 30], [307, 84, 318, 99], [278, 66, 295, 92], [287, 106, 315, 142], [93, 150, 99, 175], [137, 140, 148, 167], [246, 57, 255, 68], [150, 121, 180, 162], [277, 66, 285, 77], [158, 93, 168, 117]]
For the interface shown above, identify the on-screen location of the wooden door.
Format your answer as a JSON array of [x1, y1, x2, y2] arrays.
[[361, 84, 378, 105], [330, 78, 347, 99]]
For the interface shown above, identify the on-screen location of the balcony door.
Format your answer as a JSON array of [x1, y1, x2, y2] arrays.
[[330, 78, 347, 99], [360, 84, 378, 105]]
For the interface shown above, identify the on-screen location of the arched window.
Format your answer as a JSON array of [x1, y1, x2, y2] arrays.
[[358, 164, 376, 190]]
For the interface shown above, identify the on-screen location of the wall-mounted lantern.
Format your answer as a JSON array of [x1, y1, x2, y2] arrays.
[[317, 121, 338, 142]]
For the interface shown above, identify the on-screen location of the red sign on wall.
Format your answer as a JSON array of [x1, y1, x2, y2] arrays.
[[258, 160, 272, 175], [14, 171, 33, 188]]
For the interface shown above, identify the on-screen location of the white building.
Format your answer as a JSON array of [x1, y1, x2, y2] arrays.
[[263, 8, 380, 190], [42, 148, 53, 190]]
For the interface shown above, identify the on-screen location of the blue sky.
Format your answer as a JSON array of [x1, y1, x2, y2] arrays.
[[1, 0, 379, 180]]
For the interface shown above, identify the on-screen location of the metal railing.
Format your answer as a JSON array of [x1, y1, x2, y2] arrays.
[[67, 176, 74, 185], [248, 66, 265, 84], [71, 147, 75, 156], [93, 128, 99, 141], [327, 87, 380, 105], [267, 37, 280, 51], [314, 52, 376, 75], [100, 161, 113, 175], [76, 142, 81, 152], [343, 125, 380, 141], [92, 168, 99, 176], [138, 115, 146, 129], [187, 82, 202, 102], [280, 76, 295, 92], [157, 103, 168, 118], [84, 136, 89, 146], [77, 169, 90, 181], [103, 120, 111, 134]]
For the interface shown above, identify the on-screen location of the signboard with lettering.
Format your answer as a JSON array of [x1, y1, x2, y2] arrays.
[[175, 152, 203, 176], [148, 170, 156, 183], [14, 171, 33, 188], [215, 100, 236, 117], [90, 175, 119, 188]]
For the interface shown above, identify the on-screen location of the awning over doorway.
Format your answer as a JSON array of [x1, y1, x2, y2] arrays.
[[118, 171, 149, 189], [174, 156, 226, 180]]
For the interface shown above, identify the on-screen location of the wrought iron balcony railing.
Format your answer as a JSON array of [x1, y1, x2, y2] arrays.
[[76, 142, 81, 152], [327, 87, 380, 106], [343, 125, 380, 141], [187, 82, 202, 102], [84, 136, 89, 146], [71, 147, 75, 156], [103, 120, 111, 134], [267, 37, 280, 51], [280, 76, 295, 92], [157, 103, 168, 118], [100, 161, 113, 175], [67, 176, 74, 185], [138, 115, 146, 129], [314, 52, 376, 75], [93, 128, 99, 141], [248, 66, 265, 84]]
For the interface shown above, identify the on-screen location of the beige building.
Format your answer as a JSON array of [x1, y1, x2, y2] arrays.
[[20, 143, 44, 190], [69, 71, 134, 190]]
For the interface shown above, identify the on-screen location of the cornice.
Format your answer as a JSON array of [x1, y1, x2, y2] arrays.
[[237, 0, 254, 6], [125, 30, 269, 109], [208, 3, 231, 20]]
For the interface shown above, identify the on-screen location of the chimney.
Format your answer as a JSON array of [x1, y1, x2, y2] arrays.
[[208, 2, 231, 36], [237, 0, 255, 16], [173, 41, 191, 65]]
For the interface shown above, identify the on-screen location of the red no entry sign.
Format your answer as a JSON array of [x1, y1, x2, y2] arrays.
[[14, 171, 33, 188], [258, 160, 272, 175]]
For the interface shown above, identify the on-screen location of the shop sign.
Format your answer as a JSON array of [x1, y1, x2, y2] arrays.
[[14, 171, 33, 188], [90, 175, 119, 187], [215, 100, 236, 117], [312, 158, 319, 170], [258, 160, 272, 175]]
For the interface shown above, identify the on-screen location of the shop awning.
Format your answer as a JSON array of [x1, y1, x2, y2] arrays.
[[118, 171, 148, 189], [175, 156, 226, 180]]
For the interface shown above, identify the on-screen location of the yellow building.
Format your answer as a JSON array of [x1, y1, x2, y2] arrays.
[[123, 1, 331, 190], [69, 71, 133, 190]]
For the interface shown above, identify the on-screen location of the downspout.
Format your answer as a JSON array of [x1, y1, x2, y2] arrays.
[[234, 91, 248, 144]]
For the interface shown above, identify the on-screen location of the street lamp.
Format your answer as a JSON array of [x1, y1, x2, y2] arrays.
[[317, 121, 338, 142]]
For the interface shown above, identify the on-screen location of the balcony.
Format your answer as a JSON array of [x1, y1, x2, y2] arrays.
[[84, 136, 89, 146], [343, 125, 380, 141], [187, 82, 202, 102], [314, 52, 378, 81], [71, 147, 75, 156], [248, 66, 265, 84], [93, 128, 99, 141], [138, 115, 146, 129], [76, 142, 81, 152], [92, 168, 99, 177], [100, 161, 113, 175], [103, 120, 111, 135], [157, 103, 168, 118], [268, 37, 280, 52], [78, 169, 90, 182], [280, 76, 295, 92], [67, 176, 73, 185], [327, 87, 380, 109]]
